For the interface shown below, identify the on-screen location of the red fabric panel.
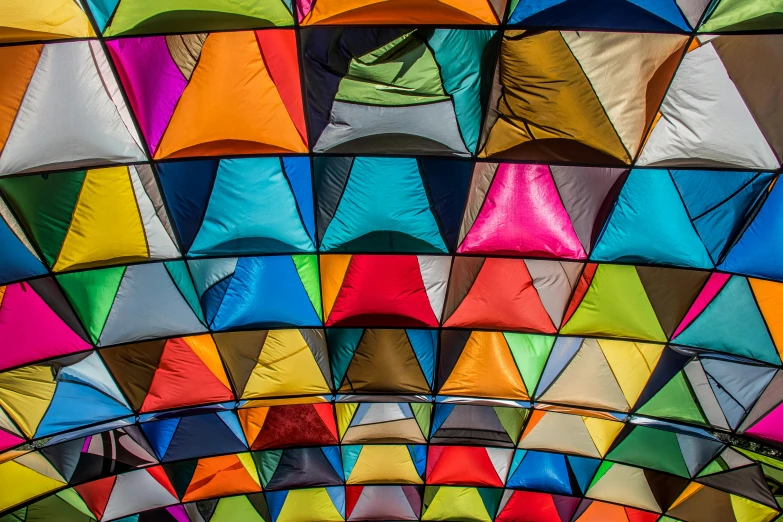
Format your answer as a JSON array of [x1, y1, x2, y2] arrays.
[[252, 404, 339, 450], [426, 446, 503, 486]]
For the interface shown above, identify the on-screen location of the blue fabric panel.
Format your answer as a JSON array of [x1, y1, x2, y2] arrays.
[[321, 446, 345, 480], [507, 451, 572, 495], [326, 328, 364, 388], [536, 337, 582, 396], [408, 445, 427, 476], [265, 490, 289, 522], [0, 219, 46, 284], [418, 158, 472, 250], [283, 156, 316, 244], [200, 275, 233, 327], [720, 182, 783, 280], [509, 449, 527, 479], [567, 455, 601, 493], [156, 159, 219, 252], [431, 404, 455, 434], [703, 359, 776, 428], [36, 382, 132, 438], [341, 445, 361, 478], [85, 0, 120, 30], [592, 170, 712, 268], [509, 0, 688, 30], [217, 411, 248, 446], [407, 329, 437, 387], [210, 256, 321, 330], [141, 418, 180, 460], [162, 414, 247, 461], [325, 486, 346, 517]]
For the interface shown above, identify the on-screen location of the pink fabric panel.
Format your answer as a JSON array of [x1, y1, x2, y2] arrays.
[[458, 163, 585, 259], [672, 272, 731, 338], [0, 283, 91, 370], [747, 404, 783, 443], [297, 0, 315, 21], [0, 429, 23, 452]]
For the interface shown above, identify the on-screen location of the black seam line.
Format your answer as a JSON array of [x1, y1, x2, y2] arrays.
[[317, 157, 356, 248], [415, 158, 450, 249], [558, 31, 633, 165], [666, 169, 714, 266], [631, 35, 693, 164], [454, 163, 499, 250], [127, 168, 151, 259]]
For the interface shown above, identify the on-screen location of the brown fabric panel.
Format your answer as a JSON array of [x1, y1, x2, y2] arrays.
[[437, 330, 472, 388], [644, 469, 690, 512], [165, 33, 208, 81], [341, 329, 429, 393], [342, 419, 426, 444], [213, 330, 267, 396], [477, 51, 504, 153], [457, 162, 498, 245], [550, 166, 628, 252], [301, 329, 332, 389], [667, 485, 736, 522], [635, 267, 710, 338], [487, 0, 508, 22], [699, 466, 778, 508], [442, 256, 485, 321], [643, 39, 689, 154], [713, 35, 783, 163], [0, 45, 42, 154], [479, 30, 629, 163], [100, 340, 166, 411]]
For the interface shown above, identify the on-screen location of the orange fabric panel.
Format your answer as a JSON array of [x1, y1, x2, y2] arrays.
[[0, 45, 41, 153], [238, 406, 270, 446], [750, 278, 783, 358], [255, 30, 307, 146], [302, 0, 498, 25], [575, 501, 629, 522], [320, 254, 353, 321], [155, 31, 307, 159], [182, 455, 261, 502]]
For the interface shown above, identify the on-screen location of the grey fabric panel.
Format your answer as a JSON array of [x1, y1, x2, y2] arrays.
[[457, 162, 498, 246], [683, 360, 729, 430], [101, 468, 179, 520], [526, 259, 583, 328], [550, 166, 627, 252], [698, 466, 779, 508], [40, 437, 84, 482], [28, 278, 90, 342], [135, 164, 178, 247], [350, 486, 418, 521], [739, 371, 783, 432], [99, 263, 207, 346], [677, 0, 712, 27], [313, 156, 354, 243], [301, 328, 333, 389], [441, 404, 505, 432], [676, 433, 723, 477], [184, 503, 208, 522], [702, 358, 776, 427], [313, 101, 471, 156], [477, 56, 503, 153], [535, 337, 582, 396]]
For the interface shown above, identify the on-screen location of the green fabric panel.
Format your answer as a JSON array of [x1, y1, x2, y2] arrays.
[[607, 427, 689, 477], [736, 448, 783, 471], [561, 264, 667, 342], [428, 29, 495, 153], [0, 171, 85, 267], [336, 32, 449, 107], [589, 460, 615, 489], [411, 402, 432, 437], [697, 460, 727, 476], [212, 496, 266, 522], [165, 261, 206, 324], [0, 509, 25, 522], [253, 450, 283, 488], [637, 372, 707, 426], [105, 0, 293, 35], [504, 332, 554, 393], [493, 407, 527, 440], [700, 0, 783, 31], [23, 496, 94, 522], [57, 267, 125, 343], [55, 489, 95, 519], [477, 487, 503, 516], [292, 255, 322, 321]]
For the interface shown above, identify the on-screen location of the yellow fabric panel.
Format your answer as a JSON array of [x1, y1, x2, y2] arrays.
[[1, 0, 95, 42], [669, 482, 703, 509], [238, 407, 268, 446], [0, 459, 65, 511], [54, 167, 148, 272], [237, 452, 261, 487], [184, 335, 233, 391], [750, 279, 783, 358], [276, 488, 343, 522], [302, 0, 498, 25], [320, 255, 352, 321], [562, 31, 688, 157], [538, 340, 628, 411], [480, 30, 629, 163], [241, 396, 328, 408], [583, 416, 623, 457], [336, 403, 359, 439], [243, 330, 330, 398], [155, 31, 307, 159], [730, 494, 779, 522], [347, 445, 422, 484], [16, 452, 64, 482], [0, 366, 56, 438], [598, 339, 663, 407], [423, 487, 492, 522], [439, 331, 528, 400]]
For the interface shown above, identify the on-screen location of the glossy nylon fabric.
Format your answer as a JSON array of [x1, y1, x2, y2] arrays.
[[3, 1, 783, 522]]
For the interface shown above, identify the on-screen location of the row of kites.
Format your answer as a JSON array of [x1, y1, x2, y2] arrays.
[[4, 1, 783, 522]]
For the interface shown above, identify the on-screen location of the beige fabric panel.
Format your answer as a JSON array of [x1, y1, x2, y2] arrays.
[[166, 33, 208, 81], [519, 411, 601, 458], [457, 162, 498, 245]]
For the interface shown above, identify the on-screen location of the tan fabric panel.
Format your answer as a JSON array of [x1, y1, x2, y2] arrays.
[[587, 464, 661, 513], [457, 162, 498, 245], [562, 31, 688, 158], [213, 330, 267, 396], [479, 30, 629, 163], [166, 33, 208, 81], [343, 418, 427, 444], [519, 411, 600, 458]]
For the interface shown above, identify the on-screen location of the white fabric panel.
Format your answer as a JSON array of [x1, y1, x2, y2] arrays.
[[89, 41, 145, 152], [99, 263, 207, 346], [129, 166, 180, 260], [720, 448, 754, 469], [60, 352, 130, 408], [683, 360, 730, 430], [349, 486, 418, 521], [358, 403, 409, 425], [102, 468, 178, 521], [0, 42, 146, 176], [677, 0, 712, 27], [638, 43, 779, 169], [187, 258, 239, 297], [485, 447, 513, 482], [417, 255, 451, 321], [526, 259, 582, 328]]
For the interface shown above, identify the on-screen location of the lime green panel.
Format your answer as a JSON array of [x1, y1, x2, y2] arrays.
[[637, 372, 707, 426], [561, 264, 666, 342], [211, 495, 266, 522], [411, 402, 432, 438], [697, 459, 727, 477], [57, 267, 125, 343], [700, 0, 783, 32], [494, 407, 527, 441], [105, 0, 294, 35], [607, 427, 689, 477], [292, 255, 323, 321], [0, 171, 85, 267], [504, 332, 554, 392], [336, 32, 449, 107], [589, 460, 615, 489]]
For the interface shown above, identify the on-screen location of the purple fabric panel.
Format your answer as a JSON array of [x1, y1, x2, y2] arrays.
[[106, 37, 187, 155]]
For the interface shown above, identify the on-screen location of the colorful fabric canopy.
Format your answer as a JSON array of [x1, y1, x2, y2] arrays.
[[2, 1, 783, 522]]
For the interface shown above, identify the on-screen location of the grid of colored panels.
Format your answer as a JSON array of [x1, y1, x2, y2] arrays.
[[2, 1, 783, 522]]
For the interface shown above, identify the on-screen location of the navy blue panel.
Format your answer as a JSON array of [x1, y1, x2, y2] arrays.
[[200, 274, 233, 327], [161, 413, 246, 461], [418, 158, 472, 250], [635, 348, 692, 408]]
